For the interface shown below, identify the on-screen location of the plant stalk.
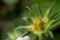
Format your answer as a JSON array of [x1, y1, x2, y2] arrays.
[[39, 34, 43, 40]]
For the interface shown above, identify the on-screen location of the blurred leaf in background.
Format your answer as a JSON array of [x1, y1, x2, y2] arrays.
[[3, 0, 18, 5]]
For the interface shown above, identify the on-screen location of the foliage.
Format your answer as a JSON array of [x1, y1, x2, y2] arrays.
[[7, 1, 60, 40], [1, 0, 60, 40]]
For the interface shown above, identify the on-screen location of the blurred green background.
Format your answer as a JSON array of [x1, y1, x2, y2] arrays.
[[0, 0, 60, 40]]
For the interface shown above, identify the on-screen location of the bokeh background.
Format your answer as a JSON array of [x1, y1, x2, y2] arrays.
[[0, 0, 60, 40]]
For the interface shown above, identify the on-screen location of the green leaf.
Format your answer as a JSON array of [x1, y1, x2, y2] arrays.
[[22, 32, 31, 37], [15, 26, 29, 31], [38, 4, 42, 17], [44, 31, 54, 39], [50, 12, 58, 20], [30, 4, 42, 18], [32, 0, 40, 4], [45, 19, 57, 31], [48, 31, 54, 39], [14, 26, 34, 34], [49, 22, 60, 30], [22, 17, 33, 23], [25, 6, 35, 19], [44, 1, 55, 18]]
